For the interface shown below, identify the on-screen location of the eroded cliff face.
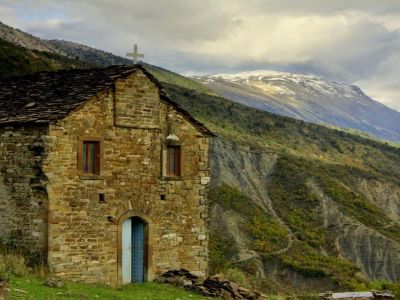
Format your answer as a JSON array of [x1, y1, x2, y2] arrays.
[[339, 179, 400, 281], [310, 181, 400, 282], [356, 180, 400, 224], [209, 138, 400, 285], [211, 138, 278, 209]]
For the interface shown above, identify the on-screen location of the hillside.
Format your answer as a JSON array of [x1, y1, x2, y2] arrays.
[[47, 39, 132, 66], [151, 73, 400, 292], [193, 72, 400, 143], [0, 21, 62, 54], [0, 21, 132, 67], [0, 37, 93, 77]]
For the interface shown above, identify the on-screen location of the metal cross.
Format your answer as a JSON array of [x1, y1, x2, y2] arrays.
[[126, 44, 144, 64]]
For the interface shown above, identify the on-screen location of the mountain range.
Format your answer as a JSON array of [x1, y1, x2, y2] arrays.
[[1, 20, 400, 293], [193, 71, 400, 143]]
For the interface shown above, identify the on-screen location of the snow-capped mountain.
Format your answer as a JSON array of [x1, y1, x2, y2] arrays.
[[193, 71, 400, 143]]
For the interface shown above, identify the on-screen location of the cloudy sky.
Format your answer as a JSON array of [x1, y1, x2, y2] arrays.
[[1, 0, 399, 111]]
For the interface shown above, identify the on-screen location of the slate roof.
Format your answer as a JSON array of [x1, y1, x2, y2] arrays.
[[0, 64, 214, 136]]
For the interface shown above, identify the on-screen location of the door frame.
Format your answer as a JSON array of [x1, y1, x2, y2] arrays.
[[117, 210, 154, 284]]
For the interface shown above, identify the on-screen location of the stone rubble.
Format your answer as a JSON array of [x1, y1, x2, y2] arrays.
[[45, 277, 64, 288], [157, 269, 267, 300]]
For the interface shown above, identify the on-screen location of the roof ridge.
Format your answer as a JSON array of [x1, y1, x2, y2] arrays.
[[0, 64, 214, 136]]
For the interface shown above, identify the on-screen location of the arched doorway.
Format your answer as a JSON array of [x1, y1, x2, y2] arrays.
[[121, 216, 148, 283]]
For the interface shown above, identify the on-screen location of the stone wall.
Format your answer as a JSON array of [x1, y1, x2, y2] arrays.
[[114, 70, 160, 128], [43, 70, 210, 284], [0, 125, 48, 253]]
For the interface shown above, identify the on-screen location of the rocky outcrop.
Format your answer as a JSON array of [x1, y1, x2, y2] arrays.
[[355, 179, 400, 224], [338, 224, 400, 282], [211, 139, 294, 256], [309, 180, 400, 281]]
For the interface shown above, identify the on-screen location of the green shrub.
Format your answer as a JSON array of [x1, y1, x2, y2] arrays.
[[209, 230, 235, 274], [0, 252, 29, 281], [225, 268, 249, 288], [0, 239, 47, 281]]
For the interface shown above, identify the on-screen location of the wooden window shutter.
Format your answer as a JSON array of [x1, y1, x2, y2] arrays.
[[83, 141, 100, 175], [167, 145, 181, 177]]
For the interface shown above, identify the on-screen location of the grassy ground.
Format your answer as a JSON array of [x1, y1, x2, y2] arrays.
[[6, 276, 210, 300]]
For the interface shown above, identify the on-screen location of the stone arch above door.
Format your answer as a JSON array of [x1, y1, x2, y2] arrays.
[[117, 210, 154, 284]]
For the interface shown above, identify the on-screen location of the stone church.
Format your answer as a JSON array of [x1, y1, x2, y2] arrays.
[[0, 65, 212, 284]]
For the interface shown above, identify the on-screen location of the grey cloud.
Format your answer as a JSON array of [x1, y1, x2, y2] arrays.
[[0, 0, 399, 110], [243, 0, 400, 16], [60, 0, 240, 42]]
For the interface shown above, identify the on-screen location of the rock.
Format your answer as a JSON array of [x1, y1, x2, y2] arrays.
[[229, 281, 241, 298], [373, 291, 395, 300], [45, 277, 64, 288], [222, 289, 234, 299], [160, 269, 265, 299]]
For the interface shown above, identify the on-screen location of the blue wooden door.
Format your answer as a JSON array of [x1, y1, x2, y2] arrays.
[[121, 218, 132, 284], [131, 219, 145, 283]]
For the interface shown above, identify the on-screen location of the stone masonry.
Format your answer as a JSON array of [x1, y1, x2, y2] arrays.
[[0, 126, 48, 252], [0, 66, 212, 285]]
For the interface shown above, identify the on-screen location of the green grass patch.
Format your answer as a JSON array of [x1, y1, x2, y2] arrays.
[[145, 65, 212, 95], [268, 157, 326, 247], [276, 241, 364, 290], [208, 228, 236, 274], [7, 276, 211, 300]]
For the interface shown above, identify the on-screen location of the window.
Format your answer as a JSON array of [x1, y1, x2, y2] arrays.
[[99, 193, 105, 203], [166, 145, 181, 177], [82, 141, 100, 175]]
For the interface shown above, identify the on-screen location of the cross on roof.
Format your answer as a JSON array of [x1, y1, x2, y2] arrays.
[[126, 44, 144, 64]]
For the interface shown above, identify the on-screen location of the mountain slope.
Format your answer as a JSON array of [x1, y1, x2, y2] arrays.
[[0, 21, 62, 54], [47, 39, 131, 66], [0, 37, 93, 78], [193, 71, 400, 143], [160, 81, 400, 291], [0, 21, 131, 67]]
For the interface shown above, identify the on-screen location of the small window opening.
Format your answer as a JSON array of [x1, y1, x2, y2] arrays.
[[83, 141, 100, 175], [160, 194, 166, 201], [99, 193, 105, 203], [166, 145, 181, 177]]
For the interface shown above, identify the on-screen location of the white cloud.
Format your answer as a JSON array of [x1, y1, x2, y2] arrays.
[[0, 0, 399, 110], [357, 52, 400, 111]]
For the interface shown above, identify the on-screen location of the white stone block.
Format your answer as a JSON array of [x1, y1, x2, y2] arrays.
[[200, 177, 210, 185], [197, 234, 206, 241]]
